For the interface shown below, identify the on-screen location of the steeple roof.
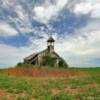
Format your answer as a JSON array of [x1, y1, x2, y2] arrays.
[[47, 36, 55, 42]]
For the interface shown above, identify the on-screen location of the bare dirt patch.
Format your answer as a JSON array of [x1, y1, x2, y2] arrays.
[[0, 89, 8, 96]]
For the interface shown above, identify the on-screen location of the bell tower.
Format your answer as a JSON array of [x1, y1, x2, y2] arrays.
[[47, 36, 55, 53]]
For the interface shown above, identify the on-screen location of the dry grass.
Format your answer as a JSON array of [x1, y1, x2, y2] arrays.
[[5, 67, 87, 78]]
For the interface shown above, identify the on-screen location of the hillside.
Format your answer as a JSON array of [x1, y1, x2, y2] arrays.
[[0, 67, 100, 99]]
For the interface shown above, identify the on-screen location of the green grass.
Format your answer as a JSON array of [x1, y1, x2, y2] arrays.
[[0, 68, 100, 99]]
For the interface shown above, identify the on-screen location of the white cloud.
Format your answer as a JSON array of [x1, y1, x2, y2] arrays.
[[55, 21, 100, 67], [15, 5, 25, 20], [73, 0, 100, 18], [0, 21, 18, 36], [0, 0, 100, 67], [33, 0, 68, 23], [74, 2, 92, 15], [0, 43, 34, 68], [0, 0, 33, 34]]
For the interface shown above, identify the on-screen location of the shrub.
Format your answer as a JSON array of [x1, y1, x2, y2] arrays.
[[42, 54, 68, 68], [16, 63, 33, 68], [59, 59, 68, 68], [42, 55, 55, 67]]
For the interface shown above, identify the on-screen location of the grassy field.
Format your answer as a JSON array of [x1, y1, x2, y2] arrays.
[[0, 67, 100, 100]]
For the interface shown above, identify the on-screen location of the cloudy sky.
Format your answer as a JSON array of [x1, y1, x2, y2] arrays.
[[0, 0, 100, 68]]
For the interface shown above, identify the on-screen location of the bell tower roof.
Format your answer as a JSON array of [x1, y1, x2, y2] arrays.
[[47, 36, 55, 42]]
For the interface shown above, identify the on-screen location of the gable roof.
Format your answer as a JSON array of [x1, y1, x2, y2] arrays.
[[24, 53, 38, 60], [24, 49, 47, 60], [24, 49, 63, 61]]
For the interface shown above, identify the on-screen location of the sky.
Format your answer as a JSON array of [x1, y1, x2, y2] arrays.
[[0, 0, 100, 68]]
